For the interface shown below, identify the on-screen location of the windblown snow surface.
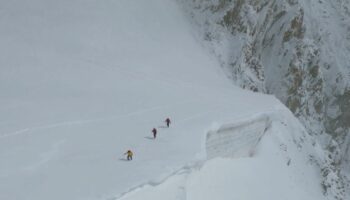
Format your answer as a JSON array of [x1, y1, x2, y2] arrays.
[[0, 0, 329, 200]]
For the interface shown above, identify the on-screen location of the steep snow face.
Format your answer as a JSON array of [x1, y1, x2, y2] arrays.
[[177, 0, 350, 198], [206, 115, 270, 159]]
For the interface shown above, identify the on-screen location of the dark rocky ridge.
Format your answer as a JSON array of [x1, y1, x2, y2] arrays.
[[177, 0, 350, 199]]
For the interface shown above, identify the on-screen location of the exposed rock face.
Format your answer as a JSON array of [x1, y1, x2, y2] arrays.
[[177, 0, 350, 199]]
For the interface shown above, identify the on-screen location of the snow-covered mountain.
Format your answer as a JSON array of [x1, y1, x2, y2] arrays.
[[0, 0, 345, 200], [177, 0, 350, 199]]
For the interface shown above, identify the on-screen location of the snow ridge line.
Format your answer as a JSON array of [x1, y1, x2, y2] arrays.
[[109, 113, 275, 200], [108, 161, 203, 200]]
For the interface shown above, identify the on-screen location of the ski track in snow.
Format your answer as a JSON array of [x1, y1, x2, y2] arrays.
[[22, 140, 66, 171], [0, 100, 197, 139]]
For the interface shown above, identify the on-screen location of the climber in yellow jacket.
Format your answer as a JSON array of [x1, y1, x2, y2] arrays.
[[124, 150, 133, 161]]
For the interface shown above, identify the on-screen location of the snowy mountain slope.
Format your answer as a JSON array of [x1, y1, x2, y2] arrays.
[[176, 0, 350, 199], [0, 0, 332, 200]]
